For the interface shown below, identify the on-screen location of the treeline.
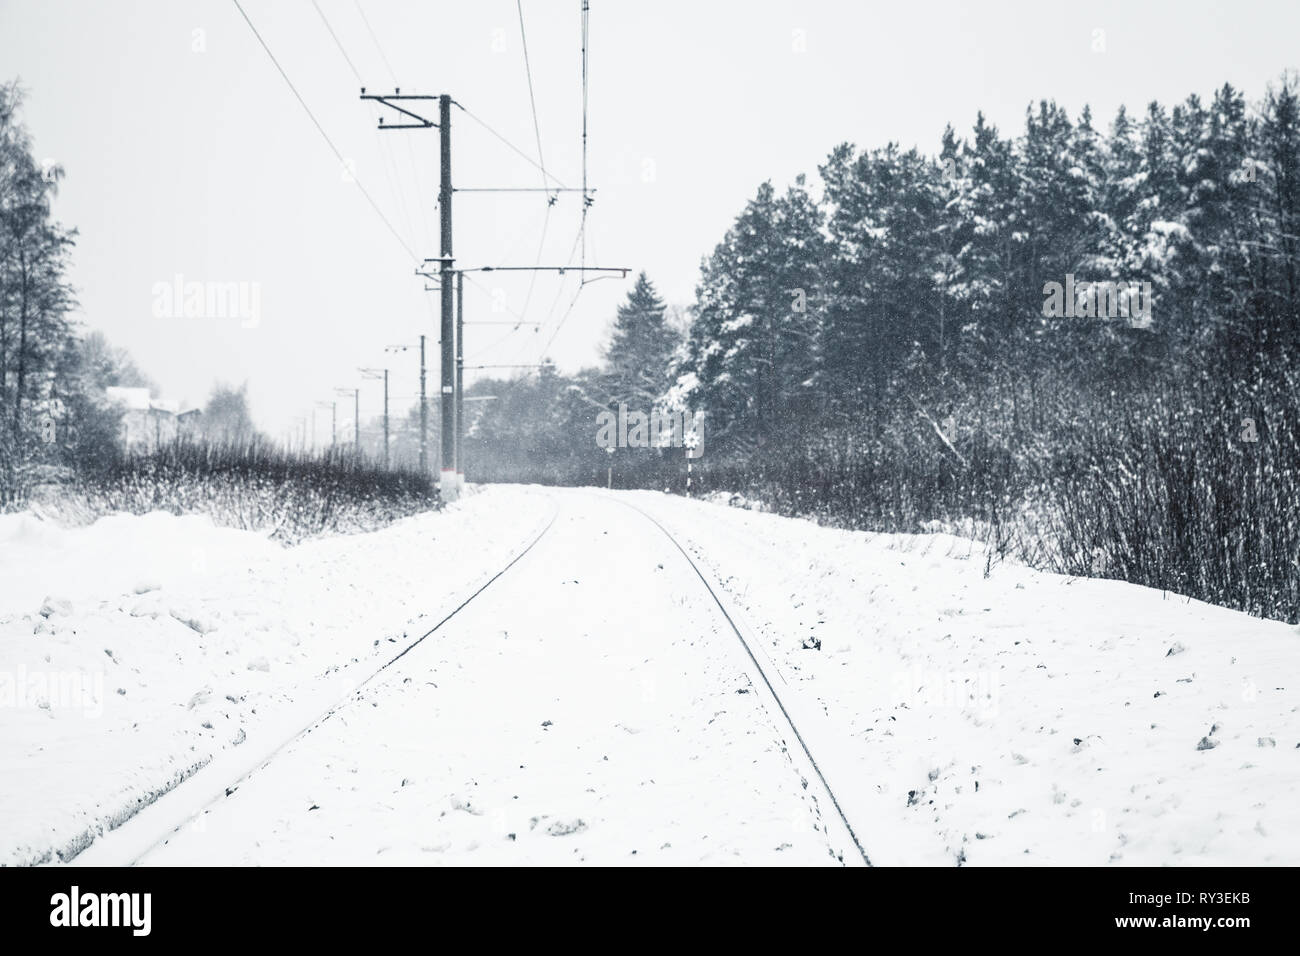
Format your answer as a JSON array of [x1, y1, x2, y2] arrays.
[[0, 80, 436, 530], [0, 80, 116, 501], [471, 74, 1300, 623], [0, 82, 176, 501], [673, 76, 1298, 449], [463, 273, 687, 488]]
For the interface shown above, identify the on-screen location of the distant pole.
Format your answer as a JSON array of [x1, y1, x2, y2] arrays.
[[353, 387, 360, 456], [419, 334, 428, 474], [332, 401, 337, 448], [361, 368, 390, 467], [311, 408, 316, 452], [456, 270, 464, 488], [438, 93, 457, 501]]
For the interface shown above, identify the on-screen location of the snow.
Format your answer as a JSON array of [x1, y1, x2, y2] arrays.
[[121, 492, 841, 865], [625, 490, 1300, 865], [3, 485, 1297, 866], [0, 511, 281, 616], [0, 487, 554, 865]]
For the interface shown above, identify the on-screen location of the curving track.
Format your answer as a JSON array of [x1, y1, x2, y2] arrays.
[[78, 489, 869, 867]]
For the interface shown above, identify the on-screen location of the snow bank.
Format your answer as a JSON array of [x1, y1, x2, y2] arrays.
[[0, 486, 552, 866], [6, 482, 1295, 867], [0, 511, 282, 617], [629, 490, 1300, 866]]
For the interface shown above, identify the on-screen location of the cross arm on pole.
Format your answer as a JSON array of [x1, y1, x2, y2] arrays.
[[453, 187, 594, 194], [360, 89, 440, 130], [423, 263, 630, 278], [465, 364, 550, 370]]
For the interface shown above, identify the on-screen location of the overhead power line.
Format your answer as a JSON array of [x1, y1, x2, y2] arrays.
[[353, 0, 399, 84], [580, 0, 591, 271], [314, 1, 438, 262], [516, 0, 550, 196], [311, 0, 363, 83], [452, 100, 568, 191], [231, 0, 418, 263]]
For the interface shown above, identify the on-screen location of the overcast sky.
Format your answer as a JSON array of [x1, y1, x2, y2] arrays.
[[1, 0, 1297, 438]]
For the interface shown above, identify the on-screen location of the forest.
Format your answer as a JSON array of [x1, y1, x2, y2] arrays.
[[467, 75, 1300, 623], [5, 71, 1300, 619]]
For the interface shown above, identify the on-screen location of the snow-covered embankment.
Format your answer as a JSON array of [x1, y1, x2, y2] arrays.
[[0, 486, 550, 866]]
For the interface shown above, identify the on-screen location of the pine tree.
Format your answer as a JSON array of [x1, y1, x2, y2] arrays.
[[1257, 73, 1300, 335], [950, 113, 1021, 342], [602, 272, 678, 407], [677, 178, 824, 450], [1178, 84, 1256, 344]]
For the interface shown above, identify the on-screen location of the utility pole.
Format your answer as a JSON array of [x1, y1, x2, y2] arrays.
[[456, 270, 464, 486], [385, 342, 421, 472], [427, 262, 629, 486], [420, 334, 428, 475], [437, 94, 457, 501], [360, 368, 389, 468], [362, 89, 439, 479], [362, 89, 629, 498]]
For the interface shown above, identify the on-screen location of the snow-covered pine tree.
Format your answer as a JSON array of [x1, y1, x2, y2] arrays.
[[676, 178, 824, 453], [602, 271, 679, 409]]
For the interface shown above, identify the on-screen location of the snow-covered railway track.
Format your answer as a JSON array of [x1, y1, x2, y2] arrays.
[[75, 488, 869, 866], [73, 505, 560, 867], [596, 493, 872, 867]]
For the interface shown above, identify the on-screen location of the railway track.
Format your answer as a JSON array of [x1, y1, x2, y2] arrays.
[[78, 488, 869, 866], [598, 493, 871, 867], [74, 504, 560, 867]]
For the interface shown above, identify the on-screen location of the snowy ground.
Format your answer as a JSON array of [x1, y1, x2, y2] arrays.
[[0, 486, 553, 865], [623, 490, 1300, 866], [2, 484, 1297, 866]]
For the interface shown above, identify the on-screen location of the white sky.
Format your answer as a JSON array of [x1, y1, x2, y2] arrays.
[[1, 0, 1297, 437]]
